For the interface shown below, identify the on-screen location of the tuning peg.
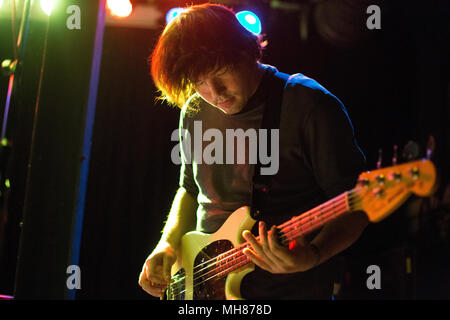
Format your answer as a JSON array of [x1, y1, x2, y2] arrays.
[[357, 177, 370, 187], [389, 171, 402, 181], [372, 187, 384, 198], [392, 145, 398, 166], [376, 148, 383, 169], [402, 141, 419, 161], [376, 174, 385, 185], [426, 135, 435, 159], [410, 167, 420, 179]]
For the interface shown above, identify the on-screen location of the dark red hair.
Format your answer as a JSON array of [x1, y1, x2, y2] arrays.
[[150, 3, 264, 108]]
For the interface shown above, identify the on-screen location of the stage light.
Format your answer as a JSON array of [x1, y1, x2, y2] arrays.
[[236, 11, 262, 35], [107, 0, 133, 19], [40, 0, 56, 16], [166, 7, 185, 24]]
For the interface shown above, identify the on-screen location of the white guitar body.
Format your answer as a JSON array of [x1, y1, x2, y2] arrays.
[[169, 206, 256, 300]]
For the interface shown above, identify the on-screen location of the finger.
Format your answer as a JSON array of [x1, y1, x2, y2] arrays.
[[258, 226, 284, 263], [162, 255, 174, 282], [242, 247, 271, 271], [243, 229, 276, 266], [267, 226, 292, 269], [267, 227, 291, 261], [139, 271, 167, 298], [297, 235, 308, 246], [243, 230, 266, 258], [268, 226, 284, 251], [242, 230, 260, 250], [146, 257, 166, 284], [144, 284, 166, 298], [145, 258, 153, 279], [259, 221, 268, 248]]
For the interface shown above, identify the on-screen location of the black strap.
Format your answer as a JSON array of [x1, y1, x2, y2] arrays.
[[250, 72, 289, 220]]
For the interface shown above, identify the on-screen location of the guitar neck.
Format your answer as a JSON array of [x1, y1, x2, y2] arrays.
[[277, 188, 359, 245], [169, 159, 437, 299], [214, 188, 360, 277]]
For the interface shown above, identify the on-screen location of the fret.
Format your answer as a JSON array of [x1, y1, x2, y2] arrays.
[[170, 159, 437, 299], [205, 189, 355, 280]]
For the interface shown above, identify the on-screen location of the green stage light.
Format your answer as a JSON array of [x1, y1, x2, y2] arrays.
[[41, 0, 56, 16]]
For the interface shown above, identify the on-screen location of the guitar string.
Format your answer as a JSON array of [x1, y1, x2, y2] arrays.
[[178, 188, 361, 284], [169, 194, 360, 299], [190, 188, 360, 274], [166, 189, 362, 296], [175, 173, 412, 288], [168, 194, 350, 291], [169, 167, 431, 299], [167, 189, 362, 298], [278, 188, 364, 244], [167, 189, 363, 298], [192, 197, 352, 282], [194, 195, 356, 283], [168, 192, 362, 299]]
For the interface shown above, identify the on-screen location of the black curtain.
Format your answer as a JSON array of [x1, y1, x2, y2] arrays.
[[78, 26, 179, 300]]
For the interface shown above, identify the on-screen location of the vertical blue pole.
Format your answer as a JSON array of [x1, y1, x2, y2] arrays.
[[67, 0, 106, 300]]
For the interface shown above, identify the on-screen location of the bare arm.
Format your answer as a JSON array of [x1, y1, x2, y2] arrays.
[[138, 187, 197, 297], [158, 187, 198, 250]]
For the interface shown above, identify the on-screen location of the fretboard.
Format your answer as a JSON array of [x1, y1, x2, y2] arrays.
[[211, 188, 359, 278]]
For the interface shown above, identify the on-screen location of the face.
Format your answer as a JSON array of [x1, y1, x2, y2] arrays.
[[193, 64, 260, 115]]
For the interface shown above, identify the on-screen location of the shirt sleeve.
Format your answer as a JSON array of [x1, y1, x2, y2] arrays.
[[178, 109, 199, 198], [301, 91, 366, 198]]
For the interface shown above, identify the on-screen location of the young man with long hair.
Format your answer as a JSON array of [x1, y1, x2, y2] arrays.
[[139, 3, 368, 300]]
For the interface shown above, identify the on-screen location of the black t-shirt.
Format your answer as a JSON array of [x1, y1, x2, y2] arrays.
[[178, 64, 365, 299]]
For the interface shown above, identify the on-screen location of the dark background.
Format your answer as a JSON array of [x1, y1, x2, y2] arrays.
[[0, 0, 449, 300]]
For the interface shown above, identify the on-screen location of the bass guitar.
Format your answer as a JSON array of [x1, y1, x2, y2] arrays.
[[166, 159, 437, 300]]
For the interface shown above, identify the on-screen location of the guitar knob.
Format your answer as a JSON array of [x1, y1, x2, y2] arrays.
[[410, 167, 420, 179], [392, 145, 398, 166], [372, 187, 384, 198], [376, 174, 385, 185], [426, 135, 435, 159], [357, 178, 370, 187], [377, 148, 383, 169], [389, 171, 402, 181]]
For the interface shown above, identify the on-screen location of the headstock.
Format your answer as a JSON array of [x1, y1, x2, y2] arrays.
[[352, 159, 437, 223]]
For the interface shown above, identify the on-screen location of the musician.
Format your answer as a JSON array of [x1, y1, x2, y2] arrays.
[[139, 3, 369, 299]]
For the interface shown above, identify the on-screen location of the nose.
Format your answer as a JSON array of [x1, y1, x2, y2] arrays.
[[208, 78, 226, 99]]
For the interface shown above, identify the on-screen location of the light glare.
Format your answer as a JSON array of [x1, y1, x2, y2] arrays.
[[41, 0, 55, 16], [236, 11, 262, 35], [107, 0, 133, 19], [166, 7, 185, 24]]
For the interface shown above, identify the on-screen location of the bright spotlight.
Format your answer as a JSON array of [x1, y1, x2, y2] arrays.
[[40, 0, 56, 16], [236, 11, 262, 35], [107, 0, 133, 19], [166, 7, 185, 24]]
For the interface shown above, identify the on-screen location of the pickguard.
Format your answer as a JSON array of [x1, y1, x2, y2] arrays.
[[192, 240, 234, 300]]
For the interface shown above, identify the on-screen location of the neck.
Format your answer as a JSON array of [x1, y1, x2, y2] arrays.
[[249, 62, 266, 97], [232, 62, 266, 115]]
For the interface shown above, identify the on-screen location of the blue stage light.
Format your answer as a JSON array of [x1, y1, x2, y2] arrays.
[[236, 11, 262, 35], [166, 7, 185, 24]]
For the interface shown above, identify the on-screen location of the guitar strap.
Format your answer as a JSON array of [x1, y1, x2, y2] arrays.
[[250, 71, 289, 220]]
